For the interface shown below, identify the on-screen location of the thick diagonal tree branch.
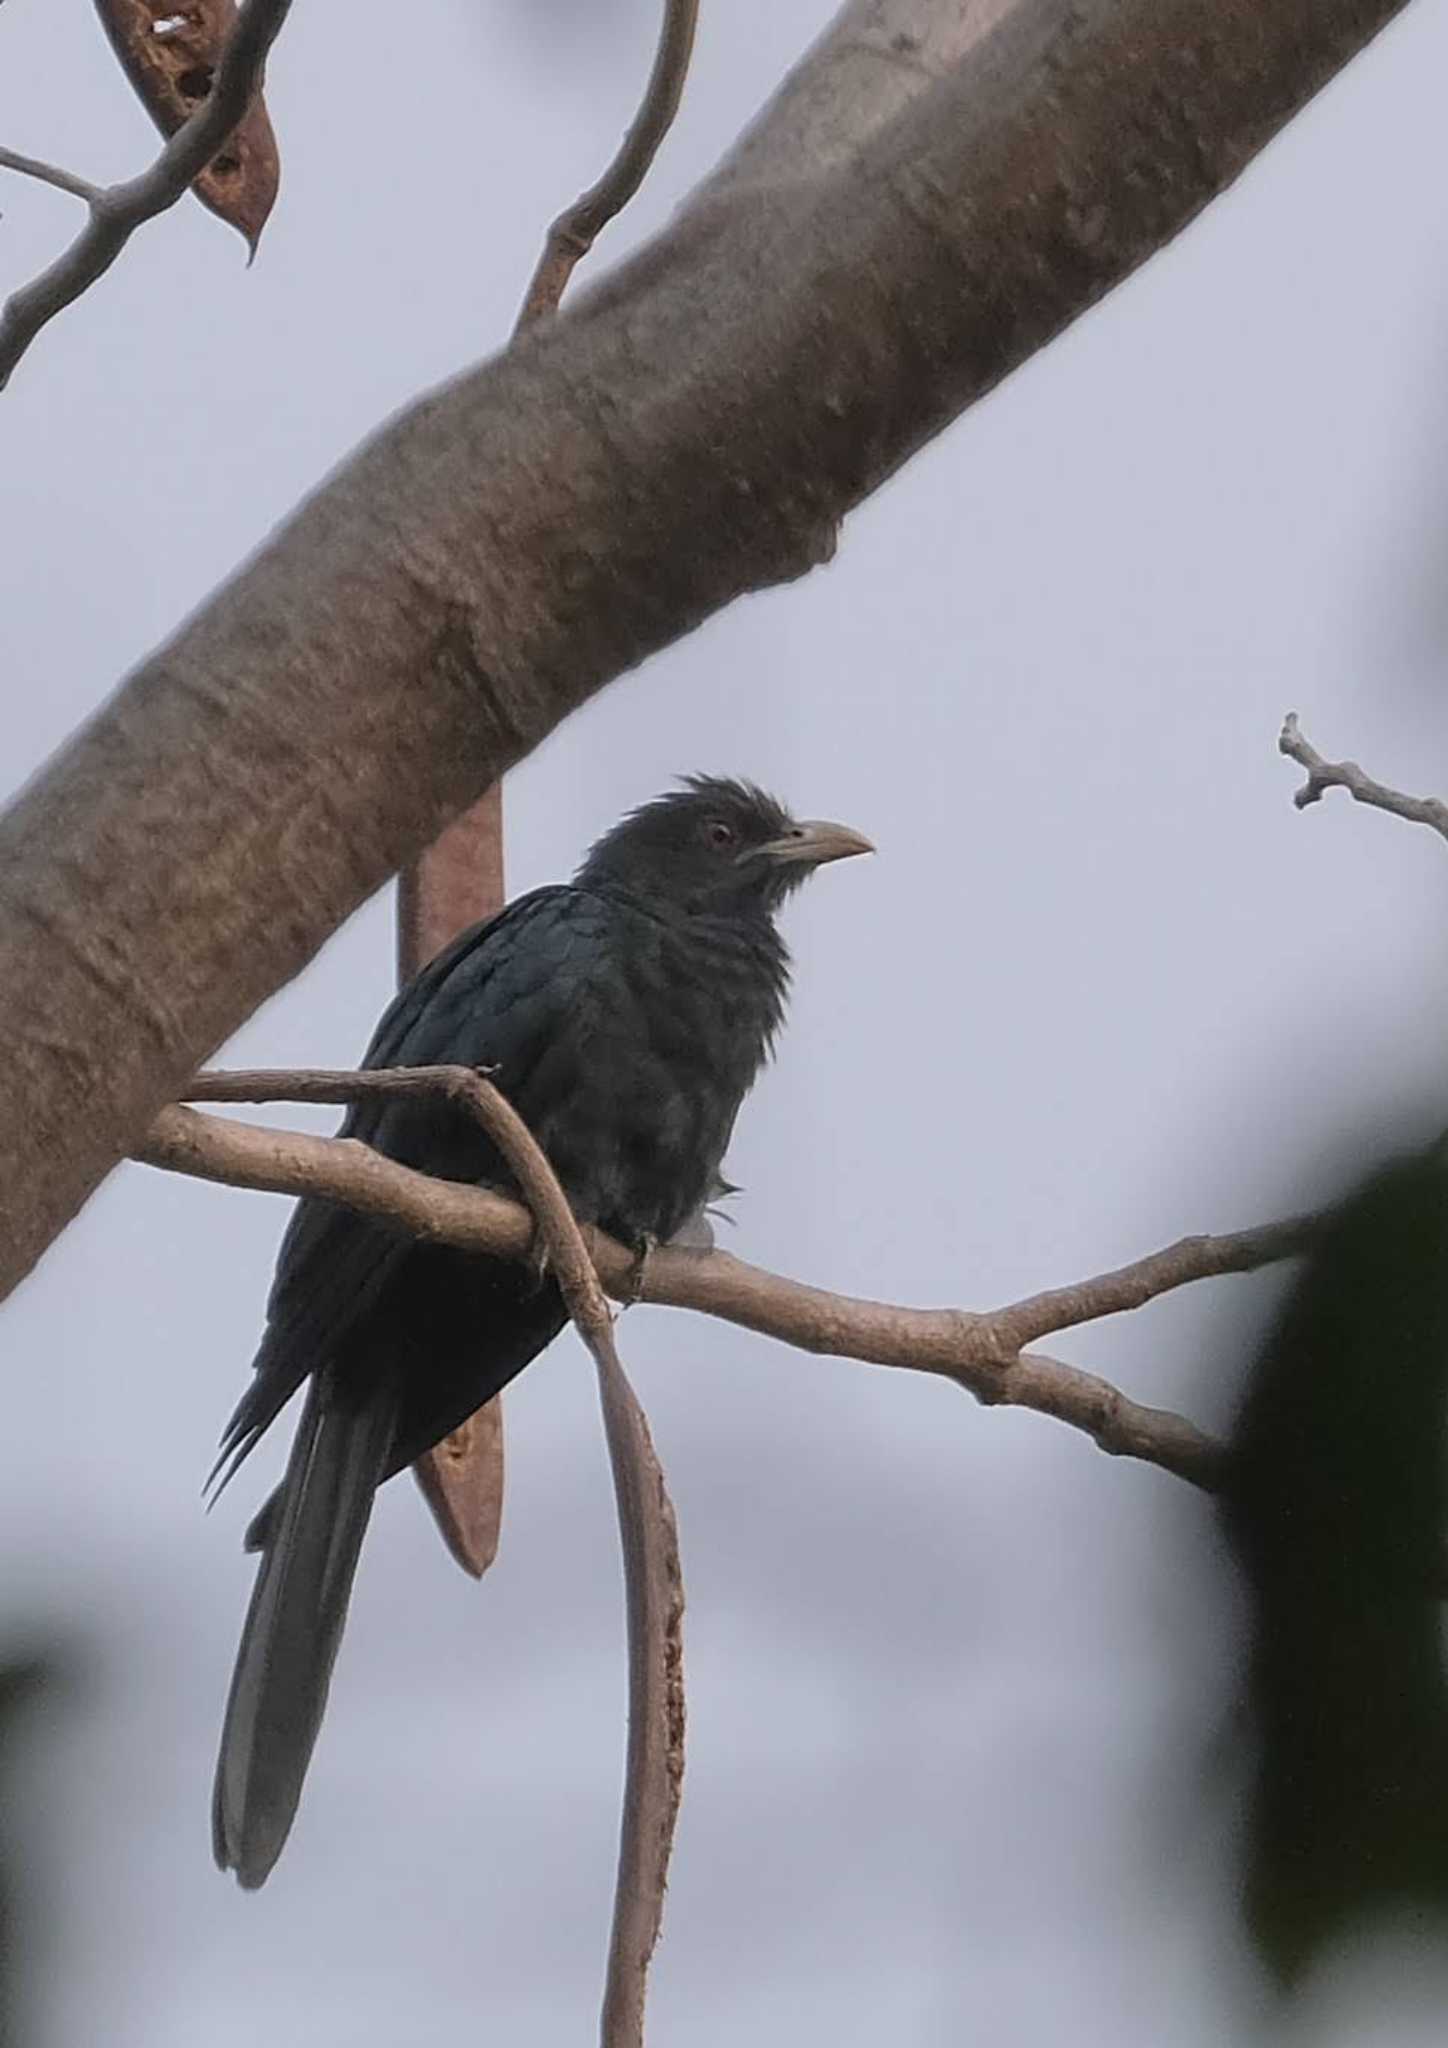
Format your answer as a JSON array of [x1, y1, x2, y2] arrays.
[[0, 0, 1412, 1301], [0, 0, 292, 385], [134, 1068, 1325, 1490]]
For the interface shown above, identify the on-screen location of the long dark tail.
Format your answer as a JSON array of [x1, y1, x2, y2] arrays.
[[212, 1381, 397, 1888]]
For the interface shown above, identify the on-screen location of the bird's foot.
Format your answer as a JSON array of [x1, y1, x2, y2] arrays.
[[524, 1227, 551, 1294], [622, 1233, 658, 1308]]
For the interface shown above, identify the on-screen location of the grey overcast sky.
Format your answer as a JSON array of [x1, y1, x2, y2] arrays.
[[4, 3, 1448, 2043]]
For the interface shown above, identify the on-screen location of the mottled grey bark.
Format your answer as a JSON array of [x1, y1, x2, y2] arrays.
[[0, 0, 1413, 1294]]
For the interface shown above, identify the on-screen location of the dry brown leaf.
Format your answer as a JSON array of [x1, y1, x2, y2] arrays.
[[93, 0, 279, 250], [413, 1398, 506, 1580]]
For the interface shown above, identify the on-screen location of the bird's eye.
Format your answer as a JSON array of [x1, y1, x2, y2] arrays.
[[704, 820, 737, 851]]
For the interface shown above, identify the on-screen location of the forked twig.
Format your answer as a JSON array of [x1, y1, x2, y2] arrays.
[[137, 1070, 1324, 1495]]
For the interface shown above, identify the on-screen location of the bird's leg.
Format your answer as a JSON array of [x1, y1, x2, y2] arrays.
[[622, 1232, 658, 1308]]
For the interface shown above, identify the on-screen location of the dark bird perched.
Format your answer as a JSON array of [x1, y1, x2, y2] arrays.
[[211, 777, 872, 1887]]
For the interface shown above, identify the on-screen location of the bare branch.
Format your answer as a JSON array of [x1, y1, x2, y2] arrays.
[[137, 1069, 1323, 1491], [0, 148, 101, 206], [0, 0, 292, 388], [1279, 713, 1448, 846], [997, 1353, 1225, 1488], [175, 1066, 683, 2043], [517, 0, 699, 327]]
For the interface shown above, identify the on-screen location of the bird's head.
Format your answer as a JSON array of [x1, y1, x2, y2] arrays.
[[578, 776, 873, 917]]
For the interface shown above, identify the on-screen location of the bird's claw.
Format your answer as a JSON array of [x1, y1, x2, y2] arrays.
[[524, 1229, 551, 1293], [623, 1233, 657, 1308]]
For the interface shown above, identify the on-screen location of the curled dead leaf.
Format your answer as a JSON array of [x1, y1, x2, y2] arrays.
[[93, 0, 279, 251]]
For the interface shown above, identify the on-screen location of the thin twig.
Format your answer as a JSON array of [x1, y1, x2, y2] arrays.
[[987, 1218, 1316, 1353], [516, 0, 699, 328], [1280, 713, 1448, 846], [173, 1066, 684, 2045], [0, 148, 101, 206], [0, 0, 293, 388], [136, 1069, 1322, 1493]]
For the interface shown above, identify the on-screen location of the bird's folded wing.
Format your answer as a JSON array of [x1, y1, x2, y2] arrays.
[[214, 886, 615, 1481]]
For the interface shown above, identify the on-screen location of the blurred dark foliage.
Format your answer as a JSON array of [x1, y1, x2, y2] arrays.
[[0, 1652, 52, 2048], [1223, 1139, 1448, 1984]]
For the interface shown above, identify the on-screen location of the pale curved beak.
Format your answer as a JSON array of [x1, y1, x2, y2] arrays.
[[758, 818, 875, 868]]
